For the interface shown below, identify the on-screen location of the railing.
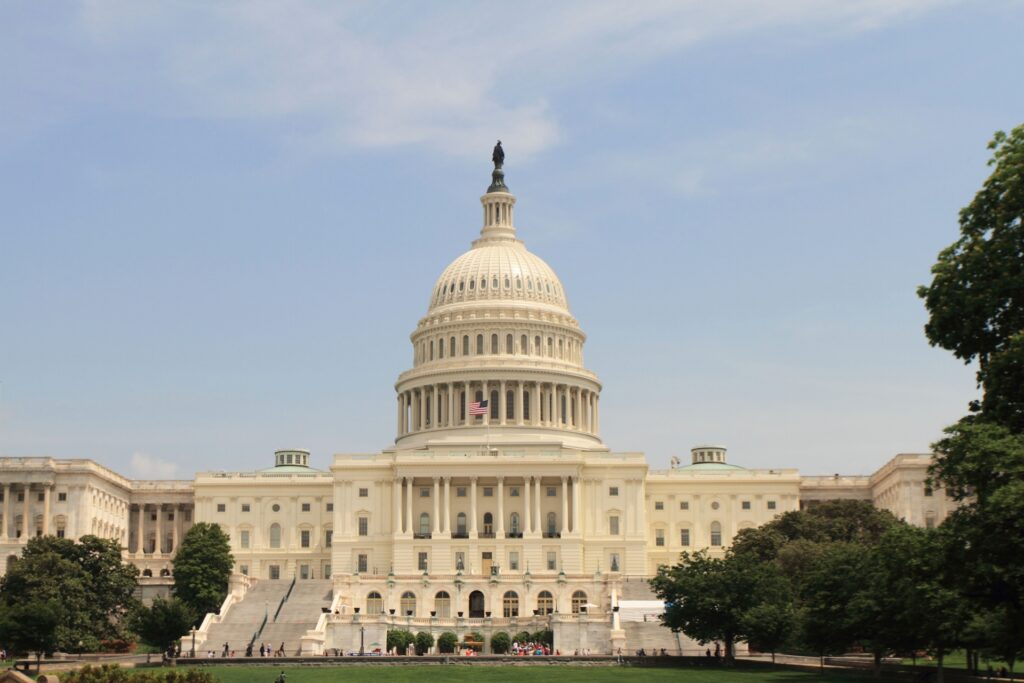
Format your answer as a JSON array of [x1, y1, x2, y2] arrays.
[[413, 532, 432, 539], [247, 613, 268, 653], [543, 531, 561, 538], [273, 576, 297, 622]]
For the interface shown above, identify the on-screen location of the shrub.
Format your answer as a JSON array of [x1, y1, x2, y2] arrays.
[[62, 666, 216, 683], [437, 631, 458, 653], [490, 631, 511, 654], [414, 630, 434, 655], [532, 629, 553, 646], [514, 630, 532, 645], [464, 631, 484, 651], [386, 629, 415, 654]]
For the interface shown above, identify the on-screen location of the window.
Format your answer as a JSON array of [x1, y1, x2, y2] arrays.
[[483, 512, 493, 535], [609, 487, 619, 496], [491, 334, 498, 354], [741, 501, 751, 510], [240, 530, 250, 548], [358, 554, 369, 574], [418, 552, 428, 572], [56, 528, 65, 538], [358, 517, 368, 536], [270, 524, 281, 548], [924, 486, 934, 497], [457, 487, 467, 497], [240, 565, 248, 576], [420, 487, 430, 498], [510, 512, 520, 535], [241, 503, 251, 512], [359, 488, 369, 498], [58, 492, 67, 502], [680, 528, 690, 546], [925, 515, 936, 529], [476, 335, 483, 354], [324, 564, 331, 579], [537, 591, 554, 614], [301, 529, 311, 548], [184, 510, 191, 521], [547, 487, 556, 497], [400, 591, 416, 617], [654, 501, 664, 510], [506, 334, 513, 354], [710, 521, 722, 547], [300, 564, 309, 580], [655, 528, 665, 546], [456, 513, 467, 536], [463, 336, 470, 356], [216, 503, 226, 513], [272, 504, 280, 512], [419, 513, 431, 536], [609, 516, 620, 535], [455, 552, 465, 571], [767, 501, 777, 510], [435, 591, 451, 618], [509, 551, 519, 571], [269, 565, 281, 580], [510, 487, 519, 497], [610, 553, 621, 572], [680, 501, 689, 510], [546, 512, 557, 535], [325, 530, 333, 547], [483, 487, 493, 497], [366, 590, 382, 612], [326, 503, 334, 512], [571, 591, 587, 614], [503, 591, 519, 617], [547, 551, 557, 571], [711, 501, 720, 510], [37, 492, 44, 502]]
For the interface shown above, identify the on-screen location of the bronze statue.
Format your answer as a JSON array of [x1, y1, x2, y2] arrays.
[[492, 140, 504, 169]]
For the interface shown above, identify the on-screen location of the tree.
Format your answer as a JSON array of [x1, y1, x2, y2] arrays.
[[386, 629, 414, 654], [490, 631, 511, 654], [969, 606, 1024, 674], [0, 598, 61, 671], [414, 631, 434, 655], [172, 523, 233, 619], [0, 535, 139, 652], [437, 631, 458, 653], [797, 542, 868, 669], [131, 596, 197, 653], [741, 602, 795, 664]]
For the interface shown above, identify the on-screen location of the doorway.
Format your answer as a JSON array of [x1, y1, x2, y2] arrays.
[[469, 590, 485, 618], [481, 551, 493, 575]]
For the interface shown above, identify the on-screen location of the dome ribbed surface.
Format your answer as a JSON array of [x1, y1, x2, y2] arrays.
[[429, 243, 568, 312]]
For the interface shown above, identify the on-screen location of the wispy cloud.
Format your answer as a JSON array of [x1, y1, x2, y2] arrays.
[[130, 451, 178, 479]]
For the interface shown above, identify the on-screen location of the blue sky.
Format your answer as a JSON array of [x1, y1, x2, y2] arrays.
[[1, 1, 1020, 479]]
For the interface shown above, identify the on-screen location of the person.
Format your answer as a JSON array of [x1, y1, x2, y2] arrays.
[[279, 642, 286, 657], [705, 648, 711, 657], [275, 671, 287, 683], [714, 643, 721, 658], [259, 643, 265, 657], [222, 642, 229, 657], [246, 643, 253, 657]]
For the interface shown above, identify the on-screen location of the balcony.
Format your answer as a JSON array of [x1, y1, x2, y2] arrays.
[[478, 532, 495, 539], [543, 531, 561, 539], [451, 532, 469, 539], [413, 532, 432, 540]]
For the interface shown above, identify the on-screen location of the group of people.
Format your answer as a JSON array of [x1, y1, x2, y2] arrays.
[[511, 640, 553, 656]]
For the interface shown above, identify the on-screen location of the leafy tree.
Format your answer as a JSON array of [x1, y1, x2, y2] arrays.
[[741, 602, 795, 664], [172, 522, 233, 619], [386, 629, 414, 654], [414, 630, 434, 655], [733, 500, 899, 558], [436, 631, 458, 653], [490, 631, 511, 654], [969, 606, 1024, 674], [514, 630, 532, 644], [131, 596, 197, 653], [0, 598, 61, 671], [0, 535, 139, 652], [531, 629, 553, 647], [796, 542, 867, 668]]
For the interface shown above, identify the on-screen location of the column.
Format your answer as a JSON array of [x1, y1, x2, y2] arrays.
[[404, 477, 413, 535], [534, 477, 542, 534], [137, 505, 145, 553], [560, 477, 568, 536], [594, 395, 600, 433], [443, 477, 451, 534], [157, 504, 164, 553], [397, 395, 404, 436], [432, 385, 439, 428], [432, 478, 440, 535], [419, 388, 427, 431], [483, 380, 490, 426], [464, 382, 472, 426], [499, 380, 507, 426], [496, 477, 505, 538], [171, 505, 179, 552], [531, 383, 540, 426], [42, 485, 51, 536], [2, 484, 10, 541], [21, 485, 30, 539], [393, 479, 402, 535], [515, 382, 524, 426], [448, 385, 456, 428], [469, 477, 478, 537], [572, 477, 581, 534], [524, 476, 532, 534], [573, 389, 581, 430]]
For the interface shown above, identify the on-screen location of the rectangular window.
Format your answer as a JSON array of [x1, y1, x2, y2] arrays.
[[325, 530, 333, 548], [358, 517, 368, 536], [926, 517, 935, 529], [300, 564, 309, 580], [457, 487, 467, 497], [610, 553, 621, 572], [359, 488, 369, 498], [680, 501, 689, 510], [655, 528, 665, 546], [509, 551, 519, 571], [357, 554, 368, 573], [326, 503, 334, 512], [455, 552, 465, 571], [609, 487, 619, 496], [546, 551, 557, 570], [58, 492, 67, 502], [654, 501, 664, 510], [57, 529, 66, 538], [418, 552, 428, 571], [609, 516, 620, 535], [420, 487, 430, 497], [241, 503, 251, 512], [17, 493, 24, 503], [767, 501, 777, 510], [240, 530, 250, 548], [741, 501, 751, 510], [680, 529, 690, 546], [184, 510, 191, 522], [240, 565, 248, 576], [301, 503, 311, 512], [301, 530, 311, 548], [510, 487, 519, 497], [547, 487, 556, 497], [483, 487, 493, 497], [151, 513, 157, 521], [924, 486, 934, 497], [38, 492, 44, 502], [269, 565, 281, 580], [324, 564, 331, 579], [216, 503, 226, 513]]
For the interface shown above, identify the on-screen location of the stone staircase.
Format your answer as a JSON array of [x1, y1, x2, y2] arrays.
[[201, 580, 292, 654], [619, 577, 658, 600], [259, 580, 333, 656]]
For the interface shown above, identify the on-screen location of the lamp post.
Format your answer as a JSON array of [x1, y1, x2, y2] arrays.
[[190, 627, 196, 658], [359, 625, 365, 656]]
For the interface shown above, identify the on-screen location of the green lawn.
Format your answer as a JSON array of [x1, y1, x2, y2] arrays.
[[188, 665, 890, 683]]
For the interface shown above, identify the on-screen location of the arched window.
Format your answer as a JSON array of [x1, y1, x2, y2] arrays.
[[520, 335, 527, 354], [269, 523, 281, 549], [506, 390, 514, 420], [456, 512, 467, 536], [480, 277, 487, 290], [490, 390, 499, 419], [463, 336, 469, 356], [572, 590, 588, 614], [558, 338, 564, 358], [490, 334, 498, 354], [492, 277, 499, 289], [547, 337, 553, 356], [469, 278, 475, 290], [450, 337, 456, 357], [506, 334, 513, 354], [367, 591, 383, 614], [429, 340, 434, 360], [419, 513, 430, 536], [476, 335, 484, 355], [435, 591, 451, 618], [523, 391, 531, 420], [483, 512, 493, 536], [438, 339, 444, 359], [503, 591, 519, 617], [534, 336, 541, 355], [547, 512, 557, 536], [510, 512, 520, 535], [710, 521, 722, 547], [401, 591, 416, 617], [537, 591, 553, 615]]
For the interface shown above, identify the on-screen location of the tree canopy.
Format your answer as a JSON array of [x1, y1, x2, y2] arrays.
[[172, 522, 234, 619], [131, 596, 197, 652]]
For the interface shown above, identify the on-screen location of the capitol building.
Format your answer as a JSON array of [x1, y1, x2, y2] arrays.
[[0, 153, 954, 655]]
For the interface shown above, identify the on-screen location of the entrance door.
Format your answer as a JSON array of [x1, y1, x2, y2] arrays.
[[481, 552, 493, 575], [469, 590, 485, 618]]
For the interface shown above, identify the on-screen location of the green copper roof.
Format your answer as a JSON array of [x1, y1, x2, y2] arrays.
[[258, 464, 321, 473], [677, 462, 745, 471]]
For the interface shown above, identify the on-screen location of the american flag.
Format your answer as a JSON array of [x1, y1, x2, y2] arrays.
[[468, 400, 489, 415]]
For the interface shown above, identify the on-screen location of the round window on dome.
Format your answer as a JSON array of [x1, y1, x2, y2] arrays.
[[459, 280, 464, 291], [481, 278, 487, 290], [469, 280, 475, 290]]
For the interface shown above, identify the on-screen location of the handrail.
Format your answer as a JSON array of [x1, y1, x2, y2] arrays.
[[273, 576, 297, 622], [248, 613, 268, 653]]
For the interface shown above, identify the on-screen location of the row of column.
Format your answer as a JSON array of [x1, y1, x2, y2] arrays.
[[391, 476, 581, 539], [0, 483, 51, 541], [397, 380, 599, 436], [131, 503, 191, 555]]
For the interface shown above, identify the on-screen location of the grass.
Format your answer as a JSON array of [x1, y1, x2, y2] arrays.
[[900, 649, 1015, 672]]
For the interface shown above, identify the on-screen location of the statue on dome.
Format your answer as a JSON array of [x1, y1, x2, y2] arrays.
[[492, 140, 504, 169]]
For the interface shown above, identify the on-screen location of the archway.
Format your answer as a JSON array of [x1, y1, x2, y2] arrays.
[[468, 590, 485, 618]]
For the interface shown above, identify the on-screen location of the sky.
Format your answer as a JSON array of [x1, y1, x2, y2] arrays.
[[1, 1, 1021, 480]]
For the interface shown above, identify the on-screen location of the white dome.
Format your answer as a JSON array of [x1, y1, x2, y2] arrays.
[[429, 242, 568, 313]]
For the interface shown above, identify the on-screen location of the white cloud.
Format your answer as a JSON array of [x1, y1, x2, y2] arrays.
[[130, 452, 178, 479]]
